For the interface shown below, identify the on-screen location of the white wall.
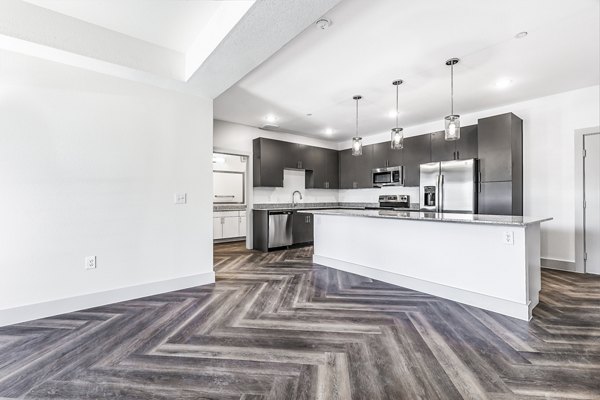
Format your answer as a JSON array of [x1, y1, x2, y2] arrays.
[[343, 86, 600, 264], [0, 50, 214, 325]]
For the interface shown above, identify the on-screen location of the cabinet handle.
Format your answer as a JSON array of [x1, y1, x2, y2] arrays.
[[478, 172, 482, 193], [456, 150, 460, 160]]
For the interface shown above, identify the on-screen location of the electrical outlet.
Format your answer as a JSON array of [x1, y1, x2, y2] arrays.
[[174, 193, 187, 204], [85, 256, 96, 269], [502, 231, 514, 245]]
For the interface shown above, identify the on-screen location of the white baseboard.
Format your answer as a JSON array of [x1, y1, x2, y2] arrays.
[[0, 272, 215, 327], [313, 255, 532, 321], [541, 258, 577, 272]]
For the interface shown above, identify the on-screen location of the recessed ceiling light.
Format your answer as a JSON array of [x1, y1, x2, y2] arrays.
[[306, 113, 312, 117], [264, 114, 277, 123], [388, 110, 398, 119], [324, 128, 334, 135], [515, 31, 528, 39], [316, 18, 331, 30], [495, 78, 513, 89]]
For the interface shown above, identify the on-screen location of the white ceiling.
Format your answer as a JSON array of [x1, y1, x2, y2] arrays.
[[1, 0, 344, 98], [214, 0, 600, 141], [22, 0, 249, 53]]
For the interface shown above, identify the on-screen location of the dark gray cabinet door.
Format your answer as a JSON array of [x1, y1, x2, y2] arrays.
[[370, 142, 390, 169], [403, 134, 431, 187], [339, 147, 371, 189], [292, 211, 313, 244], [324, 148, 339, 189], [356, 144, 373, 188], [430, 125, 477, 162], [478, 114, 513, 182], [303, 146, 324, 188], [478, 181, 513, 215], [455, 124, 478, 160], [339, 149, 354, 189], [302, 146, 340, 189], [370, 141, 403, 168], [253, 138, 288, 187], [430, 130, 456, 162]]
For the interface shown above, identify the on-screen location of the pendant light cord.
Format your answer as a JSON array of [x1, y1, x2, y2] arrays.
[[450, 62, 454, 116], [395, 84, 399, 128], [355, 98, 359, 136]]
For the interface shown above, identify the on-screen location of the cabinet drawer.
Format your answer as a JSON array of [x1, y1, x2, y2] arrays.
[[214, 211, 240, 218]]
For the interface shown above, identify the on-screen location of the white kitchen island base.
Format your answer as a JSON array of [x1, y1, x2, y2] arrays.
[[307, 210, 552, 321]]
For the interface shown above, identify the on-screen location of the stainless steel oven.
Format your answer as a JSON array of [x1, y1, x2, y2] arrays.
[[372, 166, 404, 187]]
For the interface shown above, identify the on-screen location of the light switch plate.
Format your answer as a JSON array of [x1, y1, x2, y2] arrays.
[[502, 231, 514, 245], [174, 193, 187, 204], [85, 256, 96, 269]]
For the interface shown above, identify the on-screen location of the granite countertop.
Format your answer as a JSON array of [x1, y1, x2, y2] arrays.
[[252, 202, 420, 212], [214, 204, 247, 211], [301, 209, 553, 226]]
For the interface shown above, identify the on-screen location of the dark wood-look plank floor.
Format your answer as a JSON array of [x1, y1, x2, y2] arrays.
[[1, 242, 599, 399]]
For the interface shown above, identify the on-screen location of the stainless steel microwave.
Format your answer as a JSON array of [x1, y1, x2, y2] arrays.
[[372, 166, 404, 187]]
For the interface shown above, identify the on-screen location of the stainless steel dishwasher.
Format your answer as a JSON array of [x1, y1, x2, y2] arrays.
[[268, 211, 293, 248]]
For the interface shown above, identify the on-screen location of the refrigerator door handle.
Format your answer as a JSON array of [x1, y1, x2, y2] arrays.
[[439, 174, 444, 212]]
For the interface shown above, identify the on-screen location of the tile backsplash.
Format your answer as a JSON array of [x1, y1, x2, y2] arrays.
[[253, 169, 420, 206]]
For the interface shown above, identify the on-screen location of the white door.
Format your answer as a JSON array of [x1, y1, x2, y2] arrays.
[[213, 218, 223, 240], [584, 133, 600, 274], [222, 216, 239, 238], [239, 215, 247, 237]]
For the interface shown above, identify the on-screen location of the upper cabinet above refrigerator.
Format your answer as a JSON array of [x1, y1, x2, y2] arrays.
[[430, 125, 478, 162]]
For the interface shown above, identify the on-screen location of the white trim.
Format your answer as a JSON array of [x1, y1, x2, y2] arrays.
[[213, 146, 253, 250], [541, 258, 577, 272], [574, 127, 600, 273], [0, 272, 215, 327], [313, 255, 533, 321]]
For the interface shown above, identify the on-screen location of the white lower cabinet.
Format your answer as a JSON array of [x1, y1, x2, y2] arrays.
[[213, 211, 246, 240]]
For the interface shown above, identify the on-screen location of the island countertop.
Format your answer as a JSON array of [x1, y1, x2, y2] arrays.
[[301, 209, 552, 226]]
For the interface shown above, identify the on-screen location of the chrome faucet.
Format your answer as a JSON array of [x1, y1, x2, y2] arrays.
[[292, 190, 303, 208]]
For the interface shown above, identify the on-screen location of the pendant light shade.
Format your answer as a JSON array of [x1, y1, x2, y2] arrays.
[[352, 95, 363, 156], [390, 80, 404, 149], [444, 58, 461, 141]]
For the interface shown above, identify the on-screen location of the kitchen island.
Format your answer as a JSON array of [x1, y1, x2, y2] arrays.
[[302, 209, 552, 321]]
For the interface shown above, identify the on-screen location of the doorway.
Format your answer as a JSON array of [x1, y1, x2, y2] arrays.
[[584, 133, 599, 274], [212, 152, 249, 245]]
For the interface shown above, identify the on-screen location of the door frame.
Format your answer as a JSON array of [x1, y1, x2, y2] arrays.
[[574, 126, 600, 273], [213, 147, 252, 249]]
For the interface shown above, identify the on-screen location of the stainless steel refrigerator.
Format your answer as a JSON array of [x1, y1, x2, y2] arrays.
[[419, 159, 478, 213]]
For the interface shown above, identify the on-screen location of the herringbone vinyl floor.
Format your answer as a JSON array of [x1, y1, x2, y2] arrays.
[[0, 241, 599, 399]]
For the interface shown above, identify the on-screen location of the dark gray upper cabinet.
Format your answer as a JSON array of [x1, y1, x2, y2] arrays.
[[455, 124, 478, 160], [253, 138, 339, 188], [339, 146, 371, 189], [430, 124, 478, 162], [478, 113, 522, 182], [370, 141, 404, 169], [323, 148, 339, 189], [253, 138, 289, 187], [402, 134, 431, 187], [304, 147, 339, 189], [430, 130, 456, 162]]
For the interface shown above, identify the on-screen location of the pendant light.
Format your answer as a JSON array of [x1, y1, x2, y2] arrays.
[[352, 95, 363, 156], [390, 80, 404, 150], [444, 58, 460, 141]]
